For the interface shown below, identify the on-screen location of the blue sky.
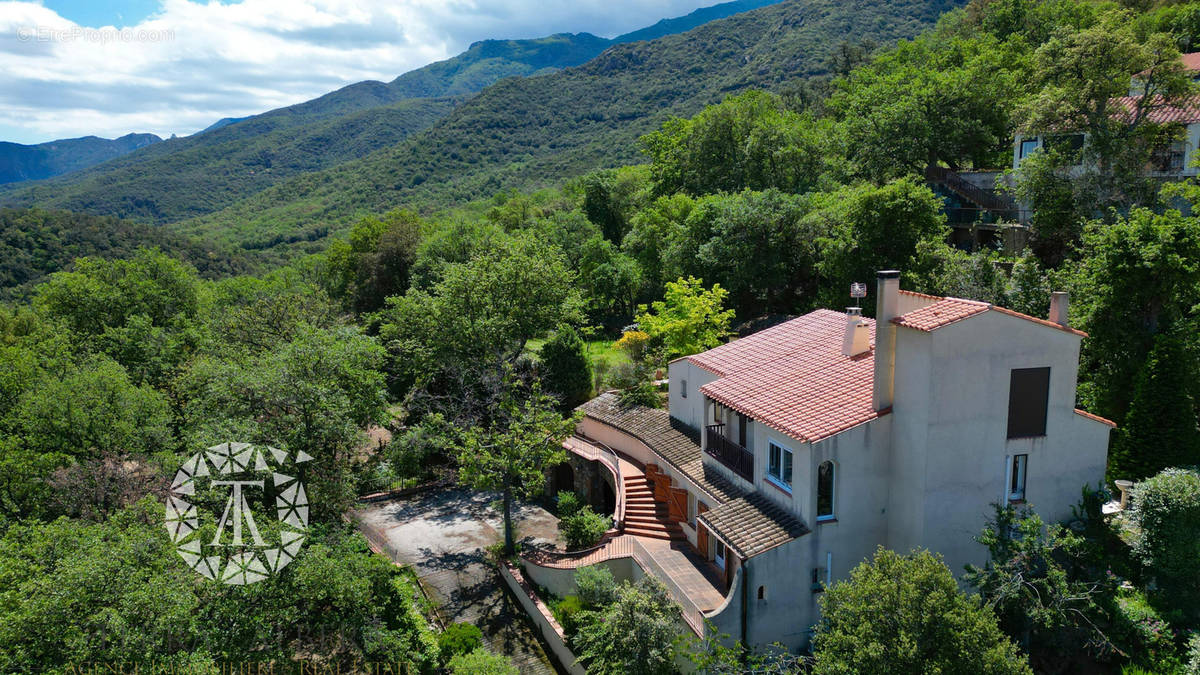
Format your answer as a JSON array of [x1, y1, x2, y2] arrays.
[[0, 0, 718, 144], [41, 0, 165, 27]]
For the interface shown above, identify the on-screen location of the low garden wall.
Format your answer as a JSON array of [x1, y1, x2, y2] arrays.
[[499, 560, 586, 675]]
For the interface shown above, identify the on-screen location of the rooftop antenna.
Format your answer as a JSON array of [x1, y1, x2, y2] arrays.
[[850, 282, 867, 309]]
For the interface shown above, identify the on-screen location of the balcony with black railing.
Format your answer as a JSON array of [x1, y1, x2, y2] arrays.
[[704, 423, 754, 483]]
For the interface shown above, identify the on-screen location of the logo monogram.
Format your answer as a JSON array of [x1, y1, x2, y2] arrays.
[[165, 442, 311, 585]]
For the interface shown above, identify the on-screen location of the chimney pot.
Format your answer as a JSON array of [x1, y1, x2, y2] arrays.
[[1049, 291, 1069, 327], [843, 307, 870, 356]]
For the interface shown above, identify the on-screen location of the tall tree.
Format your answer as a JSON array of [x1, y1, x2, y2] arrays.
[[1108, 329, 1200, 484], [811, 177, 949, 310], [635, 276, 734, 360], [641, 90, 831, 197], [538, 325, 593, 411], [381, 232, 582, 382], [829, 33, 1018, 181], [457, 373, 575, 553], [667, 189, 822, 318], [1071, 207, 1200, 422], [813, 547, 1031, 675], [1018, 17, 1195, 211]]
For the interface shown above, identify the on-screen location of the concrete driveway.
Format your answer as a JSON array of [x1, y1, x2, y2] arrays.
[[355, 487, 564, 674]]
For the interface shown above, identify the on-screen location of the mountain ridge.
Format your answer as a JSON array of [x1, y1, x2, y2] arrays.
[[0, 0, 788, 217], [0, 133, 161, 185], [171, 0, 964, 256]]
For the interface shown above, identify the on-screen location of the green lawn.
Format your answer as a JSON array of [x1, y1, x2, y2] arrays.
[[526, 336, 631, 371]]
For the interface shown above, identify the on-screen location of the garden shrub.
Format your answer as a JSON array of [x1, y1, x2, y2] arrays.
[[560, 505, 612, 550], [1113, 590, 1179, 670], [1129, 468, 1200, 617], [1188, 633, 1200, 675], [448, 648, 518, 674], [554, 595, 586, 638], [576, 565, 618, 609], [539, 325, 593, 410], [438, 622, 483, 664], [556, 490, 582, 517]]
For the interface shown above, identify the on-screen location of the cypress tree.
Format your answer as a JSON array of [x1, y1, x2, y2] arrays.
[[1109, 331, 1200, 484]]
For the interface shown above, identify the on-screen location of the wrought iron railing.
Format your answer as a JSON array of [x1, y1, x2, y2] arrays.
[[705, 424, 753, 482]]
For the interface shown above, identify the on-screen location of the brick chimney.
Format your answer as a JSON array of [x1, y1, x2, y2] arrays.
[[842, 307, 871, 357], [873, 270, 900, 411], [1049, 291, 1069, 327]]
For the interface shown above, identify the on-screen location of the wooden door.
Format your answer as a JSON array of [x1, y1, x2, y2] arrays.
[[667, 487, 687, 522], [653, 473, 670, 502], [695, 501, 710, 555]]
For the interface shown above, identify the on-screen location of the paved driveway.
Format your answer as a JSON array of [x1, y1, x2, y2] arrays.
[[355, 488, 563, 674]]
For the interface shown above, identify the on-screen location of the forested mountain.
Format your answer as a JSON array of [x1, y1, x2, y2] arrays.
[[0, 208, 249, 298], [0, 133, 161, 185], [0, 0, 786, 222], [172, 0, 962, 253]]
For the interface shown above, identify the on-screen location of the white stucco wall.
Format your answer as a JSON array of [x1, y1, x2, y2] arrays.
[[889, 311, 1110, 574], [667, 359, 717, 433]]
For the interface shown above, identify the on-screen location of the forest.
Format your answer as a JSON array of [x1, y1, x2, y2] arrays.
[[4, 0, 1200, 673]]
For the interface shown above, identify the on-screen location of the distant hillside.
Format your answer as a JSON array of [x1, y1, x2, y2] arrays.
[[0, 133, 160, 185], [174, 0, 963, 254], [613, 0, 782, 43], [0, 207, 250, 299], [0, 0, 788, 223]]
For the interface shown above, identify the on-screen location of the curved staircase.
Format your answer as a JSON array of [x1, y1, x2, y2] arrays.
[[621, 473, 685, 541]]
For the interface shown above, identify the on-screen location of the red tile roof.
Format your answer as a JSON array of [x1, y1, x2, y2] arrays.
[[1075, 408, 1116, 428], [1111, 95, 1200, 125], [890, 297, 989, 332], [687, 312, 858, 377], [1182, 52, 1200, 72], [688, 291, 1088, 444], [698, 310, 886, 443], [892, 298, 1088, 338]]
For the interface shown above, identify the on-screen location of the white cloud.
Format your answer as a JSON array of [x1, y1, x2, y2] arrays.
[[0, 0, 715, 144]]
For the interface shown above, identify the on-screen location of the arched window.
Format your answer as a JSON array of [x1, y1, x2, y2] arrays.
[[757, 585, 766, 600], [817, 461, 835, 521]]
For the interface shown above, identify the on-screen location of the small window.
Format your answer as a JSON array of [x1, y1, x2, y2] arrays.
[[817, 461, 835, 521], [1009, 454, 1028, 502], [767, 441, 792, 489], [1007, 368, 1050, 438], [810, 568, 824, 593], [1019, 138, 1039, 160], [681, 379, 687, 399], [737, 413, 749, 447], [757, 585, 766, 600]]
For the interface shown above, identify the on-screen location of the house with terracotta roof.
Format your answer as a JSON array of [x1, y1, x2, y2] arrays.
[[1012, 51, 1200, 178], [540, 271, 1112, 652]]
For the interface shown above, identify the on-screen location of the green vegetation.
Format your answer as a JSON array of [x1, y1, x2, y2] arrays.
[[0, 133, 160, 185], [165, 0, 959, 253], [812, 547, 1031, 675], [1129, 469, 1200, 620], [0, 208, 249, 299], [573, 574, 681, 675], [559, 503, 612, 550], [537, 325, 594, 410], [7, 0, 1200, 671]]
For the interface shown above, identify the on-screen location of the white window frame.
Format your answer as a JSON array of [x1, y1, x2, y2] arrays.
[[1008, 454, 1028, 502], [766, 439, 793, 493]]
